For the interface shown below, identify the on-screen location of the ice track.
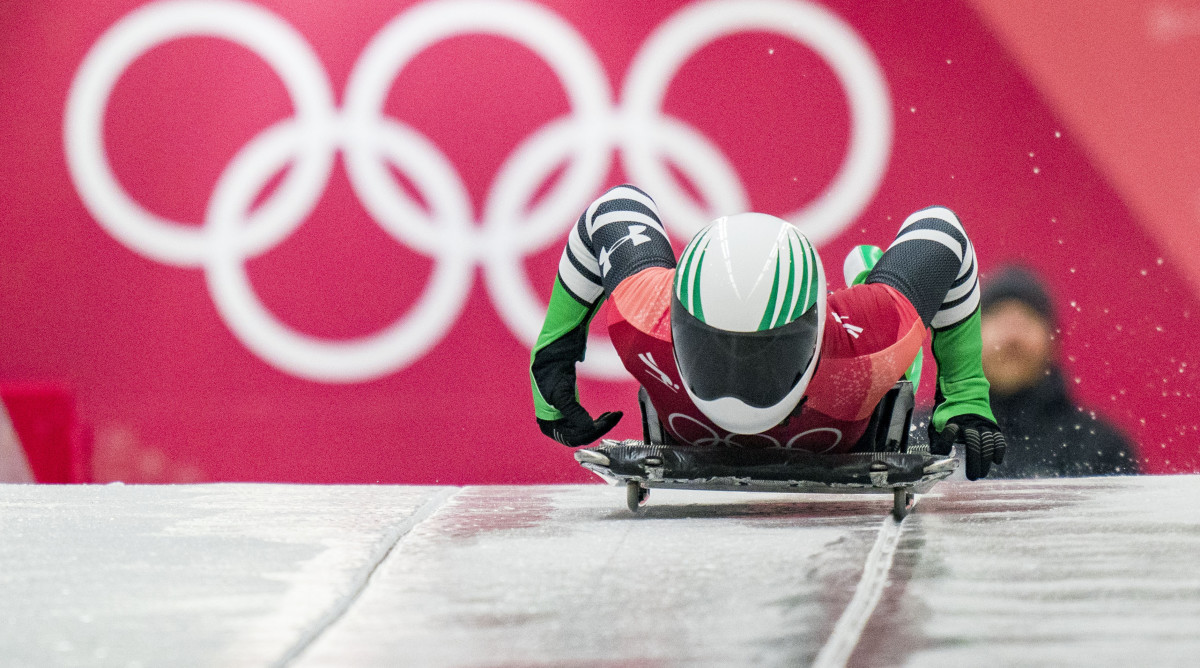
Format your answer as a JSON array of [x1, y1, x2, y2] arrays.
[[2, 477, 1198, 667]]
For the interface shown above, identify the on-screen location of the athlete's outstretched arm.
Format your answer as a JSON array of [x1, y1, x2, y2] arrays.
[[529, 184, 675, 446], [867, 206, 1006, 480]]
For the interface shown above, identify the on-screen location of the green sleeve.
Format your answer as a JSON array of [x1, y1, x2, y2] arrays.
[[529, 278, 604, 421], [930, 308, 996, 431]]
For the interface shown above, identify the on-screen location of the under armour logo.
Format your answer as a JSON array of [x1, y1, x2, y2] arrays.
[[638, 351, 679, 391], [831, 311, 863, 339], [598, 225, 652, 274]]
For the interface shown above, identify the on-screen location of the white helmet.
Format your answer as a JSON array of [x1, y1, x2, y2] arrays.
[[671, 213, 826, 434]]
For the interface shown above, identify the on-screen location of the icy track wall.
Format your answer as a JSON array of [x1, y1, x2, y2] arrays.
[[0, 0, 1196, 483]]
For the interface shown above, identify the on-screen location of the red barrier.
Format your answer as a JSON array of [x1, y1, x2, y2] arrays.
[[1, 384, 92, 483]]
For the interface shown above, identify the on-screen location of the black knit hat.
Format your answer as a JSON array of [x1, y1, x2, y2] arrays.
[[980, 264, 1055, 324]]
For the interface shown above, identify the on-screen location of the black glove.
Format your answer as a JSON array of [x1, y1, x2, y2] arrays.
[[929, 414, 1007, 481], [537, 401, 622, 447]]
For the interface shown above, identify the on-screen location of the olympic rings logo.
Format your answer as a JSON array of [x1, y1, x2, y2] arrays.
[[667, 413, 844, 452], [64, 0, 891, 383]]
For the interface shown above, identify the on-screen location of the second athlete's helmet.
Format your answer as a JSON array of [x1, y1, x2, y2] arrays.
[[671, 213, 826, 434]]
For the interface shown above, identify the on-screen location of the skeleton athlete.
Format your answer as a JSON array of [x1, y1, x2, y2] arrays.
[[530, 185, 1006, 479]]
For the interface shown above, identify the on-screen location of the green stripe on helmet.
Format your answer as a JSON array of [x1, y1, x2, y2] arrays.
[[773, 237, 797, 329], [757, 251, 782, 331], [691, 238, 709, 322], [675, 228, 707, 309], [675, 236, 694, 305], [790, 235, 813, 322], [804, 240, 818, 311]]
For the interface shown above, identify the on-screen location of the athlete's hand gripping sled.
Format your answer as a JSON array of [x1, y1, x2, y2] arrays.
[[575, 381, 958, 519]]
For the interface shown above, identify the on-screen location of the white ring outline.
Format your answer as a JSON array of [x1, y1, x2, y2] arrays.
[[64, 0, 337, 267], [621, 0, 892, 242], [667, 412, 783, 449], [786, 427, 844, 453], [204, 120, 476, 381], [667, 413, 845, 451], [63, 0, 892, 383], [342, 0, 612, 259]]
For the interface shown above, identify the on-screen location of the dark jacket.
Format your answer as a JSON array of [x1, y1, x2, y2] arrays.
[[989, 367, 1139, 478]]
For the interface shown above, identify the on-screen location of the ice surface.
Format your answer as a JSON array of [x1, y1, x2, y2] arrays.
[[294, 486, 886, 667], [885, 476, 1200, 668], [0, 484, 445, 668], [1, 477, 1199, 667]]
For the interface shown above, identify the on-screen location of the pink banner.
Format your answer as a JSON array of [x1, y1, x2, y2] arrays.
[[1, 0, 1196, 482]]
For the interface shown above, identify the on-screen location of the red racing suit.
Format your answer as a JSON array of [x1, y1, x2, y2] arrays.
[[607, 266, 925, 453]]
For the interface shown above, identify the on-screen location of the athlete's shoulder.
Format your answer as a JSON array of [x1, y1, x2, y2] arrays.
[[607, 266, 675, 337], [822, 283, 922, 357], [827, 283, 916, 319], [823, 285, 876, 337]]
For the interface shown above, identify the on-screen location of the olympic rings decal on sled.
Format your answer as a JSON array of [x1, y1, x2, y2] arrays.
[[667, 413, 844, 452], [64, 0, 892, 383]]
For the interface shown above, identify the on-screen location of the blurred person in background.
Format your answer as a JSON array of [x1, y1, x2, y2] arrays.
[[980, 265, 1138, 477]]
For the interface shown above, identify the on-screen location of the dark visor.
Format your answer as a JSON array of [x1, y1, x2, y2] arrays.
[[671, 293, 819, 409]]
